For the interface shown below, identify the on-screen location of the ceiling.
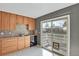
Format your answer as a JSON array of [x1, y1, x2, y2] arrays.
[[0, 3, 75, 18]]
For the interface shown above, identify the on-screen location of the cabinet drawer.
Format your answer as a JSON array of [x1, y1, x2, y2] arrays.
[[2, 39, 17, 48], [4, 41, 17, 47], [24, 36, 30, 40], [25, 39, 30, 43], [24, 36, 30, 48], [5, 38, 17, 42]]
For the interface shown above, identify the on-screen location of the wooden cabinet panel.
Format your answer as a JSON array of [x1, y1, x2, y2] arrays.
[[6, 45, 17, 53], [0, 36, 31, 55], [24, 17, 29, 25], [0, 11, 35, 31], [29, 19, 36, 31], [1, 48, 6, 54], [16, 15, 24, 24], [17, 37, 24, 49], [24, 36, 30, 48], [9, 14, 16, 30], [24, 17, 36, 31], [0, 50, 1, 55], [2, 12, 6, 30], [2, 38, 9, 48], [0, 12, 1, 31], [0, 40, 1, 48], [2, 38, 17, 48], [0, 37, 18, 55], [2, 12, 10, 31]]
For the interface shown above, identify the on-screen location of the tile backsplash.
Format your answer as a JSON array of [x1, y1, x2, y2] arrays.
[[0, 24, 29, 37], [0, 31, 17, 37]]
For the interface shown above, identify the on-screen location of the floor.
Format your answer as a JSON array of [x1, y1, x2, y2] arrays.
[[5, 46, 58, 56], [44, 46, 52, 51]]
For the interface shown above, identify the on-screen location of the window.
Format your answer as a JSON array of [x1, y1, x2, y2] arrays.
[[42, 21, 51, 28]]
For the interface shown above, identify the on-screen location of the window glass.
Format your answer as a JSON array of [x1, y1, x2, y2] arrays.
[[42, 21, 51, 28]]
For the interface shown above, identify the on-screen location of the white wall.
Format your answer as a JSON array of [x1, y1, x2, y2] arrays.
[[0, 3, 74, 18]]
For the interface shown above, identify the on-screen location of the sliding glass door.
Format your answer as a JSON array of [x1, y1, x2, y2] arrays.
[[40, 20, 52, 51], [40, 15, 70, 56]]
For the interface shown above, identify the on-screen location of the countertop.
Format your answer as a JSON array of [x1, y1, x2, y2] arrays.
[[0, 35, 30, 38], [0, 35, 36, 38]]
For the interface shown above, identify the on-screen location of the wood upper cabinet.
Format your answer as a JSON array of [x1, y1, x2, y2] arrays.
[[23, 17, 29, 25], [28, 18, 36, 31], [0, 11, 16, 31], [24, 17, 36, 31], [9, 14, 16, 30], [0, 12, 1, 31], [16, 15, 24, 24], [0, 11, 36, 31], [2, 12, 10, 31]]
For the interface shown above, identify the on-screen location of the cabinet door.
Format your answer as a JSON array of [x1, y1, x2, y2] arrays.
[[2, 12, 10, 31], [24, 36, 30, 48], [9, 14, 16, 30], [16, 15, 24, 24], [1, 48, 6, 55], [0, 12, 1, 31], [29, 18, 36, 31], [0, 40, 2, 55], [24, 17, 29, 25], [0, 38, 2, 48], [0, 39, 7, 55], [17, 37, 24, 49]]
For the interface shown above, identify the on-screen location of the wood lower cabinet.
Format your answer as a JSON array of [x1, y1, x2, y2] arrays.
[[2, 38, 17, 48], [17, 37, 24, 50], [24, 36, 30, 48], [0, 36, 30, 55], [0, 37, 18, 55], [6, 45, 17, 53], [1, 48, 6, 55]]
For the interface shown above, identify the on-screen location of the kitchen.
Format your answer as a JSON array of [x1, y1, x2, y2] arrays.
[[0, 11, 36, 55], [0, 3, 79, 56]]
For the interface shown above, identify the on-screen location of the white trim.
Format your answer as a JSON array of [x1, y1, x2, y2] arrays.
[[67, 15, 70, 56]]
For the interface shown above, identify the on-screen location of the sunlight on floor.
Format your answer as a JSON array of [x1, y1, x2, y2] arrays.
[[42, 49, 53, 56]]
